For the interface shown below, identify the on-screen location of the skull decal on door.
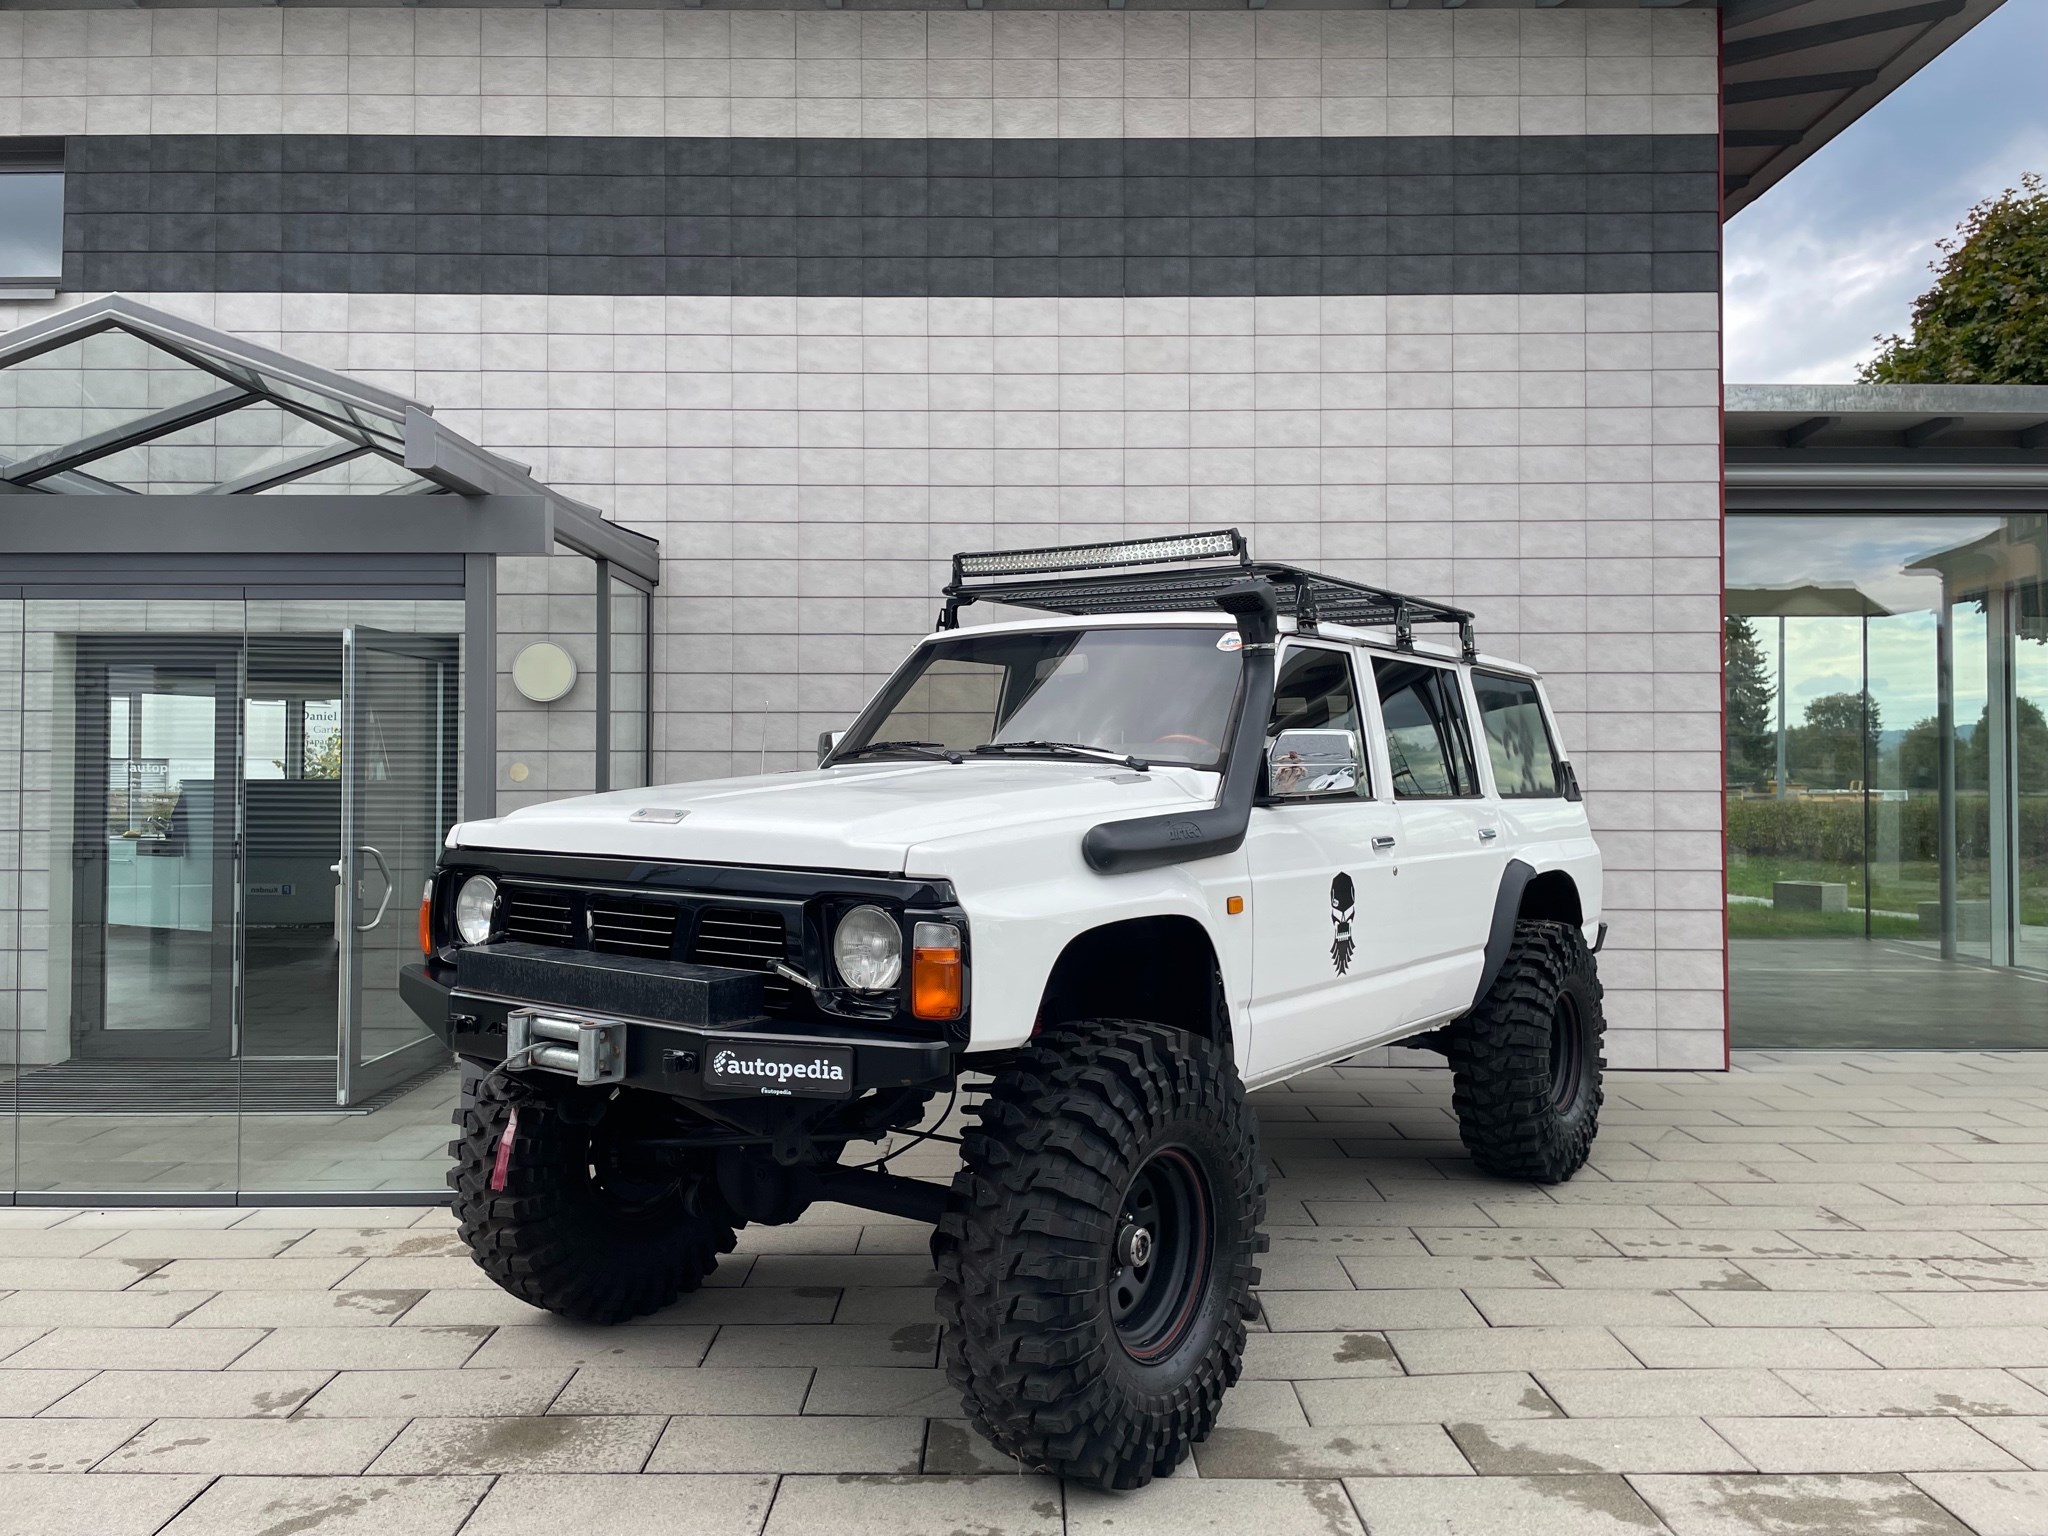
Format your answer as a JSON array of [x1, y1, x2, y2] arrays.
[[1330, 871, 1356, 974]]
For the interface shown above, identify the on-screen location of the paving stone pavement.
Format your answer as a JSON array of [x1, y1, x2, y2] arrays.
[[3, 1051, 2048, 1535]]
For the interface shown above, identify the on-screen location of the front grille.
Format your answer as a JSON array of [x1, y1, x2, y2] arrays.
[[587, 896, 679, 958], [502, 885, 575, 948], [689, 905, 793, 1008]]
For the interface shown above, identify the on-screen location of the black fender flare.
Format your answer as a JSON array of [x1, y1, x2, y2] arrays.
[[1472, 859, 1538, 1010]]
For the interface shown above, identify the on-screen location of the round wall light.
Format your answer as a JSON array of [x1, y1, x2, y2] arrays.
[[511, 641, 578, 703]]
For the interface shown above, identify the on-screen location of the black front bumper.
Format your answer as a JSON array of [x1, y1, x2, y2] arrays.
[[402, 942, 952, 1107]]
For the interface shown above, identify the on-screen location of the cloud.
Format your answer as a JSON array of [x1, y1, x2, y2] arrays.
[[1726, 2, 2048, 384]]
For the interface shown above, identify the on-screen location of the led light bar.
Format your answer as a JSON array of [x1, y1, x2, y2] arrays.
[[954, 530, 1244, 583]]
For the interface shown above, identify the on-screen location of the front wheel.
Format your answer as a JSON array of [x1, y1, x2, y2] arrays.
[[450, 1066, 738, 1324], [1448, 920, 1607, 1183], [933, 1021, 1265, 1490]]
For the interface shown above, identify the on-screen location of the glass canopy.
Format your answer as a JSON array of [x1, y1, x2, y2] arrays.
[[0, 295, 658, 583]]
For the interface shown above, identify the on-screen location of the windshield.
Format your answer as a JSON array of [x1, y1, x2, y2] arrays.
[[839, 626, 1244, 769]]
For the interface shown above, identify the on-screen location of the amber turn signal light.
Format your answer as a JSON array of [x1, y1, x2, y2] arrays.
[[418, 880, 435, 958], [910, 920, 964, 1021]]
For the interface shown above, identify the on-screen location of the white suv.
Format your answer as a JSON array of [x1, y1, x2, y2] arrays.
[[405, 529, 1606, 1490]]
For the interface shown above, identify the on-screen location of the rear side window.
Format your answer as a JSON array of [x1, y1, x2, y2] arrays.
[[1372, 658, 1480, 799], [1474, 672, 1563, 798]]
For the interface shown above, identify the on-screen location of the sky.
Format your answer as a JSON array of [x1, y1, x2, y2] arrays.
[[1724, 0, 2048, 384]]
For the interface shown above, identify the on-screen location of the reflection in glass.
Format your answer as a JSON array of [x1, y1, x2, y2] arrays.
[[1726, 514, 2047, 1048]]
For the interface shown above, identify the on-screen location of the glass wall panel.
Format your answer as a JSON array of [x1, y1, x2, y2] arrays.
[[611, 577, 649, 791], [1728, 513, 2048, 1049], [1, 597, 19, 1193], [497, 551, 599, 813]]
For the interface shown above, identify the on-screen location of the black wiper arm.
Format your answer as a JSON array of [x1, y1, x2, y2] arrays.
[[972, 740, 1150, 771], [837, 739, 964, 764]]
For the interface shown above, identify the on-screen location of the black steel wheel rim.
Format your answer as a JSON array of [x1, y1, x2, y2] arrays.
[[1109, 1146, 1214, 1363], [1548, 992, 1584, 1113]]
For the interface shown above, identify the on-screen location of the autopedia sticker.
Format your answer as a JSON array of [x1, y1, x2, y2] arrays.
[[1217, 631, 1243, 651]]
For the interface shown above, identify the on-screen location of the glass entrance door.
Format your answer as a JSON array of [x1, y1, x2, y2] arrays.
[[338, 626, 460, 1107], [70, 639, 239, 1062]]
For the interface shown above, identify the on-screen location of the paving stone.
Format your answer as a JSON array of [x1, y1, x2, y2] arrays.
[[339, 1257, 497, 1290], [459, 1472, 778, 1536], [1672, 1290, 1930, 1328], [763, 1474, 1062, 1536], [1414, 1228, 1624, 1257], [1256, 1289, 1489, 1331], [1240, 1329, 1402, 1379], [1213, 1377, 1313, 1430], [1536, 1369, 1821, 1419], [102, 1418, 406, 1475], [637, 1288, 842, 1326], [1780, 1369, 2048, 1418], [700, 1322, 938, 1369], [1338, 1255, 1559, 1289], [646, 1413, 925, 1473], [1965, 1417, 2048, 1470], [0, 1230, 126, 1259], [88, 1231, 302, 1261], [1838, 1326, 2048, 1369], [803, 1367, 961, 1418], [462, 1323, 712, 1369], [1934, 1257, 2048, 1290], [1612, 1326, 1877, 1370], [0, 1290, 213, 1328], [1390, 1325, 1641, 1374], [1909, 1471, 2048, 1536], [1192, 1424, 1471, 1478], [1298, 1371, 1562, 1426], [0, 1417, 148, 1473], [138, 1258, 363, 1292], [1482, 1203, 1684, 1230], [231, 1324, 491, 1371], [298, 1367, 571, 1418], [1893, 1293, 2048, 1327], [1655, 1206, 1862, 1231], [1793, 1232, 2012, 1262], [174, 1290, 423, 1328], [746, 1255, 938, 1289], [550, 1366, 811, 1416], [279, 1228, 469, 1259], [42, 1369, 329, 1419], [1630, 1473, 1975, 1536], [156, 1474, 490, 1536], [831, 1286, 940, 1326], [369, 1413, 665, 1473], [0, 1369, 94, 1416], [0, 1472, 210, 1536], [1737, 1260, 1968, 1292], [0, 1259, 165, 1291], [1067, 1478, 1365, 1534], [1537, 1257, 1766, 1291], [1468, 1289, 1710, 1327], [7, 1325, 264, 1371], [1708, 1416, 2023, 1473], [1341, 1474, 1670, 1535], [1447, 1418, 1752, 1475], [231, 1208, 439, 1230]]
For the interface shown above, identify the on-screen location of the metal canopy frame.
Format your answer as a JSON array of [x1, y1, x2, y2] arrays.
[[0, 295, 658, 586]]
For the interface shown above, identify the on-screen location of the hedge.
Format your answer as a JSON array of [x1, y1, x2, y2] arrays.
[[1727, 792, 2048, 866]]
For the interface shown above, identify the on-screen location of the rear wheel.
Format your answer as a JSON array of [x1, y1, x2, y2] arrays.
[[1448, 921, 1606, 1184], [933, 1021, 1265, 1490], [451, 1066, 737, 1323]]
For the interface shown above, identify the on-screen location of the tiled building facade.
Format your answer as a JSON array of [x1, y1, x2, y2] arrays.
[[3, 4, 1726, 1072]]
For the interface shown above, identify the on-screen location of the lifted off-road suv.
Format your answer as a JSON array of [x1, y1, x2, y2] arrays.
[[403, 529, 1606, 1488]]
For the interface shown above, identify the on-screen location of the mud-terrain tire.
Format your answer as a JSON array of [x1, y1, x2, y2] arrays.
[[1448, 920, 1606, 1184], [933, 1021, 1266, 1490], [451, 1067, 737, 1323]]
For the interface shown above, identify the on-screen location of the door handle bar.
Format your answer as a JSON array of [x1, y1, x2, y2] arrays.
[[1372, 835, 1397, 851], [357, 846, 393, 931], [1479, 828, 1498, 841]]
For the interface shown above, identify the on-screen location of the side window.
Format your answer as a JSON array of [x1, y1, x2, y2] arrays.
[[1372, 658, 1480, 799], [1474, 672, 1563, 798], [1265, 646, 1365, 799]]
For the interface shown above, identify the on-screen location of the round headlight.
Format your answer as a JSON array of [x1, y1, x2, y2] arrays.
[[833, 904, 902, 991], [454, 875, 498, 946]]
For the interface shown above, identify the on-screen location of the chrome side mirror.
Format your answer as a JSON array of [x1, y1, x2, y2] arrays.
[[1266, 728, 1361, 799], [816, 729, 846, 767]]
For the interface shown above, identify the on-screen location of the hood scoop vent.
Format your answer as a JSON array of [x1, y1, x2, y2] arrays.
[[630, 807, 689, 824]]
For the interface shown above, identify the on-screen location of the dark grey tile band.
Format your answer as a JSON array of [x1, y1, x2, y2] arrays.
[[62, 133, 1720, 298]]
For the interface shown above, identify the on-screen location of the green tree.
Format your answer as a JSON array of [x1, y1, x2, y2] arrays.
[[1864, 174, 2048, 384], [1723, 615, 1775, 783], [1793, 691, 1880, 789]]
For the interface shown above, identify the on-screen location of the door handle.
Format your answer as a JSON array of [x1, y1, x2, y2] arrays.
[[356, 846, 394, 931], [1479, 828, 1498, 842], [1372, 835, 1397, 851]]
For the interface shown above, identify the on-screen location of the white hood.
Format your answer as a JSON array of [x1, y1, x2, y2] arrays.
[[452, 761, 1218, 874]]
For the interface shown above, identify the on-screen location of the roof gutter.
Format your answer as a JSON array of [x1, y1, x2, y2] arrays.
[[1725, 461, 2048, 489]]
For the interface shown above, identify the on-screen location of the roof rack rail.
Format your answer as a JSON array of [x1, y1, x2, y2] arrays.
[[940, 528, 1477, 659]]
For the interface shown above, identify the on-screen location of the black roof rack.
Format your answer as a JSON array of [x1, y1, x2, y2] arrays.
[[940, 528, 1477, 659]]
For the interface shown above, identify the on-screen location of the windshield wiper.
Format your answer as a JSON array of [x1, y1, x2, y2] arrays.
[[972, 740, 1150, 771], [835, 739, 964, 764]]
